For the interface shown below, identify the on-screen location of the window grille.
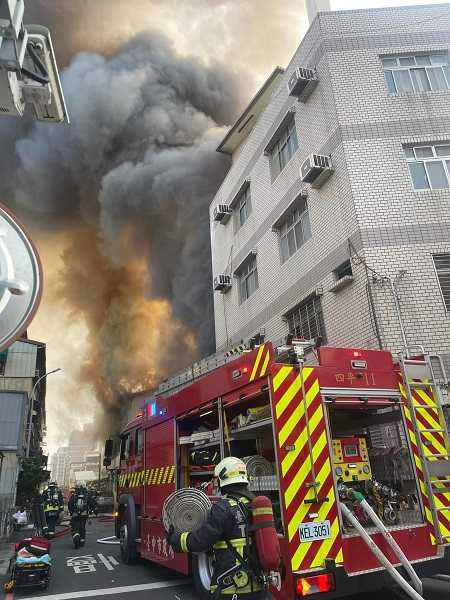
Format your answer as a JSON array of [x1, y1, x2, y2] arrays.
[[433, 254, 450, 311], [285, 294, 326, 342], [382, 53, 450, 94]]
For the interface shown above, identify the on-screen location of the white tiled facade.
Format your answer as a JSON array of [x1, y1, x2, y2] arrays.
[[210, 4, 450, 374]]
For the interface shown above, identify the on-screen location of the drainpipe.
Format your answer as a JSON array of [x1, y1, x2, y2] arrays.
[[388, 271, 408, 350]]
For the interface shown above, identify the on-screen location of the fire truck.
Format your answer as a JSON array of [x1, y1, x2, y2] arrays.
[[104, 340, 450, 599]]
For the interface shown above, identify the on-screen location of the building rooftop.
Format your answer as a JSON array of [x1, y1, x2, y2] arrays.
[[217, 67, 284, 155]]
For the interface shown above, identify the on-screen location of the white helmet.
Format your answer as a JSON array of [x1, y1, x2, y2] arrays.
[[214, 457, 248, 487]]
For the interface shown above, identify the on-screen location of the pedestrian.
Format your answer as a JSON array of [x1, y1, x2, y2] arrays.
[[167, 457, 268, 599]]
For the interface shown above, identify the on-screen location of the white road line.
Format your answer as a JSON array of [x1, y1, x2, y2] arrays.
[[24, 579, 190, 600], [97, 553, 114, 571], [107, 555, 119, 566]]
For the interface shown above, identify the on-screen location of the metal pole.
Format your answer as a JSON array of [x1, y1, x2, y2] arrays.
[[26, 368, 61, 457]]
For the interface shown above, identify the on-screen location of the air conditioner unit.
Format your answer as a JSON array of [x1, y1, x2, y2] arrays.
[[213, 274, 232, 292], [300, 154, 333, 188], [213, 204, 232, 224], [287, 67, 318, 102]]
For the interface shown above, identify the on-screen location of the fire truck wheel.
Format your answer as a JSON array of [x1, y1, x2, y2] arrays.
[[118, 495, 139, 564], [192, 552, 215, 600]]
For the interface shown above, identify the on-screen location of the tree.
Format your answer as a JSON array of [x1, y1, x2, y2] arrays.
[[16, 456, 50, 505]]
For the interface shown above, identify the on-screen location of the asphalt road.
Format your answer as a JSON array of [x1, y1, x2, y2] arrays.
[[2, 518, 196, 600], [0, 518, 406, 600]]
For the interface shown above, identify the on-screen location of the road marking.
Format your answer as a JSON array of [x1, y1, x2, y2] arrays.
[[108, 556, 119, 566], [97, 536, 120, 545], [97, 553, 114, 571], [22, 579, 190, 599]]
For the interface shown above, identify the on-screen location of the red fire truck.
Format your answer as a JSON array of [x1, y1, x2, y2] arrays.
[[104, 341, 450, 599]]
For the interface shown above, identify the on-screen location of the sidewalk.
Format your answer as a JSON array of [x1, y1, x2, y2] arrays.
[[0, 539, 13, 576]]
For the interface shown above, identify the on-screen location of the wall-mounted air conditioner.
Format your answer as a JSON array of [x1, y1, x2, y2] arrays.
[[300, 154, 333, 188], [214, 274, 232, 292], [213, 204, 232, 224], [287, 67, 318, 102]]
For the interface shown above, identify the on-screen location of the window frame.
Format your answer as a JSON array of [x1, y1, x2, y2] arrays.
[[404, 143, 450, 191], [266, 112, 299, 181], [284, 294, 327, 343], [135, 428, 143, 456], [432, 254, 450, 312], [334, 260, 353, 280], [236, 253, 259, 303], [277, 197, 311, 264], [234, 183, 252, 230], [382, 52, 450, 95]]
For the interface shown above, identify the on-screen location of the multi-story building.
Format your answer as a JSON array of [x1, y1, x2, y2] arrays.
[[0, 336, 47, 536], [50, 446, 69, 488], [210, 4, 450, 382]]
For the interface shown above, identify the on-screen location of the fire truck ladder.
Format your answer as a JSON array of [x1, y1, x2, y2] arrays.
[[400, 347, 450, 545]]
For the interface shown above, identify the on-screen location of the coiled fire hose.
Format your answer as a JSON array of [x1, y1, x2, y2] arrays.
[[162, 488, 212, 533], [243, 455, 274, 478]]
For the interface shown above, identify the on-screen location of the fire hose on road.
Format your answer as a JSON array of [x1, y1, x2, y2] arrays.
[[340, 488, 424, 600]]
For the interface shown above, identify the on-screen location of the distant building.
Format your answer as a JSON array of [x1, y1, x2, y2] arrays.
[[50, 446, 69, 488], [0, 337, 47, 537]]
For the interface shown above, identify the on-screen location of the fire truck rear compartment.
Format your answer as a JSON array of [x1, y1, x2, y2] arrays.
[[176, 388, 285, 533], [326, 402, 423, 531]]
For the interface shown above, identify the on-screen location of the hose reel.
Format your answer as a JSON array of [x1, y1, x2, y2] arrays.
[[162, 488, 212, 533]]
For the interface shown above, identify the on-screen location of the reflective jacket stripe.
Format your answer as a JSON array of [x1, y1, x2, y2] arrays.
[[213, 537, 246, 550], [252, 508, 273, 516], [180, 531, 189, 553]]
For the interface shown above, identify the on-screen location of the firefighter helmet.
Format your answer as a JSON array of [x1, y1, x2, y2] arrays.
[[214, 457, 248, 487]]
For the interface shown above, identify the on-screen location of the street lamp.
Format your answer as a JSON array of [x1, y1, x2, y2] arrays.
[[26, 368, 61, 457]]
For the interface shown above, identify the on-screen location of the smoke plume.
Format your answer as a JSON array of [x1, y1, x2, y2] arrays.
[[0, 1, 306, 451]]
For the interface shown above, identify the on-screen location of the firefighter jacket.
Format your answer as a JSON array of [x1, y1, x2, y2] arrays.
[[42, 488, 64, 515], [169, 488, 266, 599]]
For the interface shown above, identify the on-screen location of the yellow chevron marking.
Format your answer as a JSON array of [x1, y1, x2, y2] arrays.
[[414, 406, 442, 433], [288, 458, 331, 541], [282, 403, 323, 477], [335, 548, 344, 564], [144, 469, 150, 484], [157, 467, 165, 484], [311, 516, 340, 569], [276, 368, 313, 419], [279, 379, 320, 447], [292, 501, 338, 572], [285, 430, 327, 509], [273, 366, 293, 392], [414, 388, 436, 407], [163, 466, 171, 484], [259, 350, 271, 377], [151, 469, 158, 485], [250, 345, 265, 382]]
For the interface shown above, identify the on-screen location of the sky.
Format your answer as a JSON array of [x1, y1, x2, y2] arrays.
[[13, 0, 445, 456]]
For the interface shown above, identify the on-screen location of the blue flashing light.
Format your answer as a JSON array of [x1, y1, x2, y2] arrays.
[[150, 401, 157, 417]]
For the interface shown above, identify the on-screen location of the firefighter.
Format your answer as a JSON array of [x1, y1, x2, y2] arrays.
[[41, 482, 64, 538], [68, 484, 95, 548], [167, 457, 267, 600]]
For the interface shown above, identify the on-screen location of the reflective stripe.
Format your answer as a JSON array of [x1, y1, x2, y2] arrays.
[[213, 538, 246, 550], [180, 531, 189, 553], [251, 508, 273, 516], [223, 469, 246, 479]]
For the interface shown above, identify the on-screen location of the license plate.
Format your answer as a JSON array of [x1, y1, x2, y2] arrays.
[[299, 520, 331, 542]]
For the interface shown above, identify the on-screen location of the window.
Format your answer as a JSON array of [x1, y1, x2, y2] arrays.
[[279, 198, 311, 263], [238, 254, 258, 303], [334, 260, 353, 280], [235, 184, 252, 229], [0, 350, 7, 376], [135, 429, 143, 455], [433, 254, 450, 311], [405, 144, 450, 190], [382, 53, 450, 94], [120, 434, 130, 461], [285, 294, 326, 342], [270, 116, 299, 179]]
